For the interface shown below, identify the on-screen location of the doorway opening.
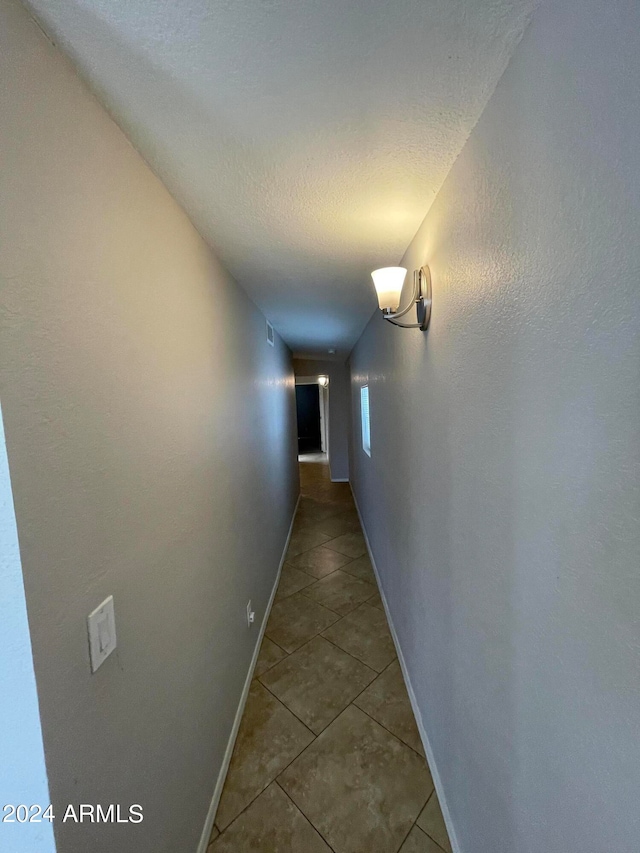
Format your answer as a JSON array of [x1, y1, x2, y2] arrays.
[[295, 377, 329, 463]]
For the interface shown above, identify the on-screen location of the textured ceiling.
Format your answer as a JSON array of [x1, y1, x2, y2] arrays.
[[24, 0, 536, 358]]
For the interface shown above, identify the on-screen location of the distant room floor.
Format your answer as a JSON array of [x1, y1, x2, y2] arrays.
[[298, 451, 328, 463]]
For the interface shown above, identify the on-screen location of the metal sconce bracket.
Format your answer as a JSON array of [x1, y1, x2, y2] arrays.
[[382, 265, 432, 331]]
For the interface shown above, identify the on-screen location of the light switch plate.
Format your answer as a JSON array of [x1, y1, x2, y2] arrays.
[[87, 595, 117, 672]]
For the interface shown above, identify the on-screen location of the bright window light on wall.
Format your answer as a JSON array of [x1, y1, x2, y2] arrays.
[[361, 385, 371, 457]]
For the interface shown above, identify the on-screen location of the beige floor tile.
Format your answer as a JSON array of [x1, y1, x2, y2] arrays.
[[211, 783, 331, 853], [322, 602, 396, 672], [287, 528, 332, 558], [293, 510, 332, 533], [276, 563, 316, 599], [366, 587, 386, 610], [295, 509, 338, 527], [291, 520, 331, 542], [265, 592, 340, 653], [330, 506, 360, 523], [289, 545, 353, 578], [292, 509, 313, 528], [302, 483, 346, 499], [279, 705, 432, 853], [295, 497, 340, 522], [215, 682, 314, 830], [399, 825, 444, 853], [341, 553, 376, 582], [324, 531, 367, 558], [314, 515, 361, 539], [206, 824, 219, 850], [355, 661, 426, 757], [253, 637, 288, 678], [315, 500, 355, 516], [416, 793, 453, 853], [320, 493, 354, 509], [260, 635, 376, 734], [303, 570, 376, 616]]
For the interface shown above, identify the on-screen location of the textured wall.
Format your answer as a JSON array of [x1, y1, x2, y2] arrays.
[[349, 2, 640, 852], [294, 359, 350, 481], [0, 2, 298, 852]]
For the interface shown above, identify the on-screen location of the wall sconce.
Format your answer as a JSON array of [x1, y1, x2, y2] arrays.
[[371, 265, 432, 330], [318, 375, 329, 387]]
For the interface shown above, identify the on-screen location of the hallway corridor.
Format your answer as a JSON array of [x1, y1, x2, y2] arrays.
[[207, 461, 453, 852]]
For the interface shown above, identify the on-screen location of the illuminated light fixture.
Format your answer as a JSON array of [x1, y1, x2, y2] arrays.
[[371, 265, 432, 330], [318, 375, 329, 387]]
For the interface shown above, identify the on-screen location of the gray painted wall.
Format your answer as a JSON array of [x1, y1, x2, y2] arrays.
[[0, 2, 298, 851], [294, 359, 350, 481], [349, 2, 640, 852]]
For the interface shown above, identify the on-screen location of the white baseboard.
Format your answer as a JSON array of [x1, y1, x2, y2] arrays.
[[196, 493, 301, 853], [330, 477, 349, 483], [350, 486, 461, 853]]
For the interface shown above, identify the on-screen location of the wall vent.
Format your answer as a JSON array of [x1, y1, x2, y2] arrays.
[[266, 321, 275, 346]]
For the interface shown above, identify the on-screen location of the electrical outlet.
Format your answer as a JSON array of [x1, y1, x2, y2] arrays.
[[246, 600, 255, 628]]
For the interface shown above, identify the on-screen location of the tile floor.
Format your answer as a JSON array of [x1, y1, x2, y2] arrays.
[[208, 460, 452, 853]]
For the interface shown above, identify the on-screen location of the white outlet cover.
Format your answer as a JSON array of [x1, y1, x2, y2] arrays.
[[87, 595, 117, 672]]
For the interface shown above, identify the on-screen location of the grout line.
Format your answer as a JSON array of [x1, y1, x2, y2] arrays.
[[262, 634, 288, 654], [272, 730, 321, 784], [259, 676, 336, 739], [257, 679, 317, 737], [345, 672, 384, 708], [351, 700, 429, 761], [211, 781, 272, 841], [252, 649, 291, 680], [273, 701, 354, 785], [274, 782, 339, 853], [264, 616, 369, 680], [261, 633, 413, 752], [214, 686, 430, 851], [296, 587, 374, 617], [300, 572, 376, 598], [273, 574, 316, 599], [211, 692, 318, 840], [290, 564, 342, 581], [317, 630, 384, 670], [395, 820, 418, 852], [270, 590, 340, 625], [417, 789, 455, 852], [297, 484, 441, 835], [318, 603, 398, 669], [263, 633, 377, 691]]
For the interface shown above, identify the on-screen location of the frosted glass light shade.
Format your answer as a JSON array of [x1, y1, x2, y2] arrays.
[[371, 267, 407, 311]]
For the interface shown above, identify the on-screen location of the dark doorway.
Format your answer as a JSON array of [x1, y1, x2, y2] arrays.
[[295, 384, 321, 454]]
